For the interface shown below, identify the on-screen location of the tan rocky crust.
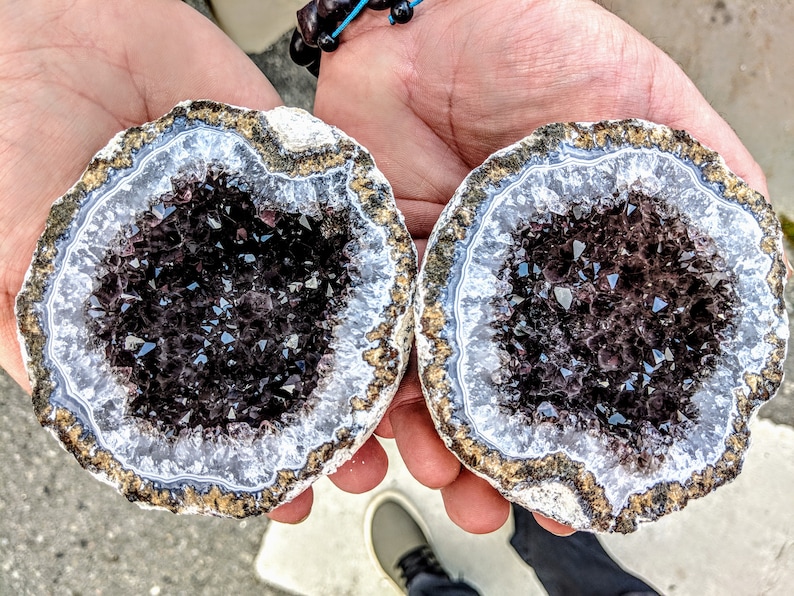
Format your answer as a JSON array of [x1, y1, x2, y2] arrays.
[[416, 119, 787, 533]]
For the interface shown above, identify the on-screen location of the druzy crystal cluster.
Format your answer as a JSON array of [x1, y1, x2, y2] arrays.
[[16, 102, 416, 516], [495, 192, 738, 466], [87, 168, 354, 436], [415, 120, 787, 533]]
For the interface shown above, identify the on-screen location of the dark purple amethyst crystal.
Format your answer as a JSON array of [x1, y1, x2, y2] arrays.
[[87, 167, 353, 437], [493, 192, 738, 450]]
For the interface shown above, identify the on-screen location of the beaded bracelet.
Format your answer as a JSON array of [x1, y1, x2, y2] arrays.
[[289, 0, 424, 76]]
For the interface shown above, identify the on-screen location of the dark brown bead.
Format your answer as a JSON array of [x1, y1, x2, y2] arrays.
[[390, 0, 413, 24], [289, 29, 321, 67], [317, 31, 340, 53], [367, 0, 393, 9], [297, 1, 322, 47], [316, 0, 355, 21]]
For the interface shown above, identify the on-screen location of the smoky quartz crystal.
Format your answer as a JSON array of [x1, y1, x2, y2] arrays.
[[415, 120, 788, 533], [16, 101, 416, 516]]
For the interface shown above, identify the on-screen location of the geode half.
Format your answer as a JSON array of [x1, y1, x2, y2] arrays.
[[415, 120, 787, 533], [16, 101, 416, 516]]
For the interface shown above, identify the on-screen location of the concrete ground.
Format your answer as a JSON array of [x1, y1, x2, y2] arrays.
[[2, 1, 793, 595]]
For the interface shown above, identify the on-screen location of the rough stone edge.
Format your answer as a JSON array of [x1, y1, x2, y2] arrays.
[[15, 100, 417, 516], [415, 119, 787, 533]]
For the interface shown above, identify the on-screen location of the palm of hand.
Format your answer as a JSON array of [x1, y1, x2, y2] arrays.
[[312, 0, 768, 534], [0, 0, 281, 389]]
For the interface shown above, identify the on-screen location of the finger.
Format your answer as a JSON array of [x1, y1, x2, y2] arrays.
[[532, 512, 576, 537], [387, 352, 460, 489], [374, 411, 394, 439], [375, 345, 425, 440], [327, 435, 388, 494], [440, 468, 511, 534], [395, 198, 445, 241], [376, 348, 422, 440], [391, 400, 460, 490], [267, 487, 314, 524], [413, 238, 428, 265]]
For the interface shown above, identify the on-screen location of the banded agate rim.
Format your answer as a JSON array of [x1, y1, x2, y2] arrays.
[[16, 101, 416, 516], [415, 119, 787, 533]]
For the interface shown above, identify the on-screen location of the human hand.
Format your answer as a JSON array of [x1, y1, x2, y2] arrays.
[[0, 0, 282, 385], [0, 0, 394, 520], [311, 0, 769, 535]]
